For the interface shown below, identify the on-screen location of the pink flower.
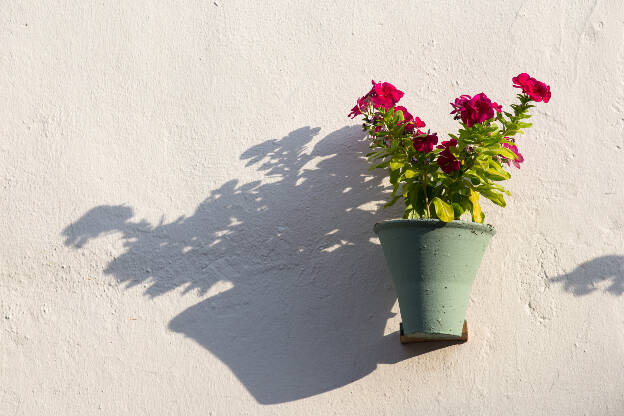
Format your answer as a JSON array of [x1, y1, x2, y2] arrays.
[[512, 73, 551, 103], [493, 101, 502, 113], [395, 106, 426, 133], [348, 94, 372, 118], [469, 93, 495, 126], [502, 141, 524, 168], [436, 138, 458, 149], [412, 130, 438, 152], [450, 95, 471, 119], [370, 80, 404, 109], [406, 116, 426, 133], [450, 93, 497, 127], [436, 139, 461, 173], [348, 80, 405, 117]]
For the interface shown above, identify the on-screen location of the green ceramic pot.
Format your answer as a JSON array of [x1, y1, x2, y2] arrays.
[[374, 219, 495, 338]]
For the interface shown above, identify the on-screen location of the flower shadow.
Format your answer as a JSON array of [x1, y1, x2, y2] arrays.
[[62, 126, 457, 404], [550, 255, 624, 296]]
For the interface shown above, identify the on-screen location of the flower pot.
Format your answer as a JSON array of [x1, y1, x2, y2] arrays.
[[374, 219, 495, 338]]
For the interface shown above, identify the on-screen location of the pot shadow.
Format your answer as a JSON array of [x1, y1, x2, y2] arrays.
[[550, 255, 624, 296], [63, 126, 457, 404]]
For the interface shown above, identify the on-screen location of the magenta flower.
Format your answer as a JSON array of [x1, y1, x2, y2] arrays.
[[450, 93, 498, 127], [349, 80, 405, 117], [437, 138, 458, 149], [493, 101, 502, 114], [346, 76, 549, 223], [502, 142, 524, 168], [459, 93, 496, 127], [436, 138, 461, 173], [405, 116, 426, 133], [412, 131, 438, 152], [370, 80, 404, 109], [450, 95, 470, 121], [395, 106, 426, 133], [512, 73, 551, 103], [348, 94, 372, 118]]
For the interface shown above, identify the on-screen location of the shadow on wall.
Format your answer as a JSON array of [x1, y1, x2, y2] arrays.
[[550, 255, 624, 296], [62, 126, 458, 404]]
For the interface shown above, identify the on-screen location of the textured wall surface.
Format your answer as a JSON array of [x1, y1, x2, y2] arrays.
[[1, 1, 623, 414]]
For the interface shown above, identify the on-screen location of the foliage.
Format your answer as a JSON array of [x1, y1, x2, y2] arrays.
[[349, 76, 550, 223]]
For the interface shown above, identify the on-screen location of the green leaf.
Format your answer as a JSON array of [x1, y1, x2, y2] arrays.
[[389, 161, 404, 171], [394, 108, 405, 123], [404, 169, 418, 179], [452, 202, 466, 218], [478, 188, 507, 207], [391, 180, 400, 196], [409, 185, 426, 217], [389, 167, 400, 184], [371, 153, 388, 161], [383, 109, 393, 123], [390, 125, 404, 135], [368, 160, 389, 171], [469, 189, 483, 223], [406, 209, 419, 219], [485, 162, 511, 181], [384, 194, 402, 208], [431, 197, 454, 222], [458, 196, 471, 209], [485, 147, 517, 160]]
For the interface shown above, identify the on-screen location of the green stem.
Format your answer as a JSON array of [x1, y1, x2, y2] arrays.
[[422, 174, 431, 218], [501, 94, 532, 137]]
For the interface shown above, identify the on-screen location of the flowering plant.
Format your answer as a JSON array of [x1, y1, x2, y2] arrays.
[[349, 74, 550, 223]]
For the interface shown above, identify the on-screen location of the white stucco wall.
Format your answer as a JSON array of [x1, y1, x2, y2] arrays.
[[2, 1, 623, 414]]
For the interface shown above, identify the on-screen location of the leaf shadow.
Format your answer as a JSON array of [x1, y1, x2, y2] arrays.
[[550, 255, 624, 296], [62, 125, 459, 404]]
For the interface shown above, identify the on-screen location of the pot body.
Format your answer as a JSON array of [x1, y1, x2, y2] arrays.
[[374, 219, 495, 337]]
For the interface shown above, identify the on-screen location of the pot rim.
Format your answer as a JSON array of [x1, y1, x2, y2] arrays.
[[373, 218, 496, 236]]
